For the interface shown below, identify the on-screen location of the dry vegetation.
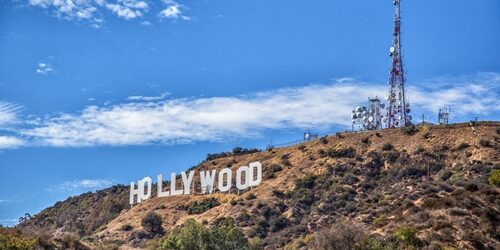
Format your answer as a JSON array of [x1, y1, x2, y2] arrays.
[[9, 122, 500, 249]]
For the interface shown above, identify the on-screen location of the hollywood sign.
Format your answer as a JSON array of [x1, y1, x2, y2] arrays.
[[130, 161, 262, 205]]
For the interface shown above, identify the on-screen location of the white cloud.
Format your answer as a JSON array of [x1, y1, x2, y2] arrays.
[[159, 0, 190, 20], [29, 0, 102, 27], [3, 72, 499, 148], [36, 62, 54, 75], [106, 0, 149, 20], [0, 136, 25, 149], [408, 72, 500, 116], [48, 179, 114, 192], [0, 102, 20, 127], [28, 0, 188, 26]]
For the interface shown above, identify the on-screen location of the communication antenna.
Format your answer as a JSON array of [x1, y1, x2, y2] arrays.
[[351, 97, 385, 131], [386, 0, 411, 128], [438, 105, 450, 125]]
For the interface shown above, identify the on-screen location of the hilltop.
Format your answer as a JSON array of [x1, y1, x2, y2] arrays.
[[11, 122, 500, 249]]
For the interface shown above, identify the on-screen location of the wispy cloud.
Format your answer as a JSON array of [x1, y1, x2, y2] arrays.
[[16, 73, 499, 147], [28, 0, 190, 27], [408, 72, 500, 116], [126, 92, 169, 101], [36, 62, 54, 75], [47, 179, 114, 192], [0, 102, 20, 127]]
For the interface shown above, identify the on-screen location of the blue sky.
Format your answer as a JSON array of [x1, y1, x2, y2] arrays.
[[0, 0, 499, 226]]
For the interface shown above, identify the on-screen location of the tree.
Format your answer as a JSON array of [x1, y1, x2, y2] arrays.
[[141, 211, 164, 236]]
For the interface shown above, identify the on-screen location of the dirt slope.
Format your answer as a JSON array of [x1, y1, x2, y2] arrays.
[[19, 122, 500, 249]]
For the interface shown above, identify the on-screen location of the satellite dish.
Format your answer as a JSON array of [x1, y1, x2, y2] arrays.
[[368, 116, 374, 122], [406, 103, 410, 107], [356, 106, 362, 112], [389, 47, 395, 53], [363, 117, 369, 123], [406, 108, 411, 113], [380, 103, 385, 109], [351, 114, 357, 119], [408, 115, 412, 120]]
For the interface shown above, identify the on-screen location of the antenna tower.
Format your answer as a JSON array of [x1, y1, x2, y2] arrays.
[[386, 0, 411, 128]]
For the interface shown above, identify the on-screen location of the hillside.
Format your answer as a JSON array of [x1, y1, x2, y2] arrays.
[[14, 122, 500, 249]]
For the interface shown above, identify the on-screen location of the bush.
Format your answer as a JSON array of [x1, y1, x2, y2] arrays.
[[186, 197, 220, 214], [440, 170, 453, 181], [294, 174, 317, 189], [361, 137, 370, 144], [402, 125, 419, 135], [141, 212, 164, 236], [245, 193, 257, 200], [159, 218, 248, 250], [398, 165, 427, 179], [0, 228, 38, 250], [393, 227, 422, 247], [121, 224, 133, 231], [455, 142, 470, 151], [465, 182, 479, 192], [326, 147, 356, 158], [309, 222, 366, 250], [382, 143, 394, 151], [479, 139, 492, 148], [488, 169, 500, 186], [265, 164, 283, 179]]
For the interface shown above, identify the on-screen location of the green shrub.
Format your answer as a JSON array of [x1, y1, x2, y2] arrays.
[[402, 125, 419, 135], [455, 142, 470, 151], [265, 164, 283, 179], [393, 226, 421, 247], [141, 211, 164, 236], [159, 218, 248, 250], [440, 170, 453, 181], [489, 169, 500, 186], [326, 147, 356, 158], [382, 143, 394, 151], [245, 193, 257, 200], [186, 197, 220, 214], [479, 139, 492, 147], [0, 229, 38, 250], [294, 174, 317, 189], [361, 137, 370, 144], [121, 224, 133, 231]]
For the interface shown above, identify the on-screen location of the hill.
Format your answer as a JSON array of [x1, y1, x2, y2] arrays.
[[12, 122, 500, 249]]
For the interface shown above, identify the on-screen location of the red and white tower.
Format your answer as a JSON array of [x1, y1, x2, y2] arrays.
[[386, 0, 411, 128]]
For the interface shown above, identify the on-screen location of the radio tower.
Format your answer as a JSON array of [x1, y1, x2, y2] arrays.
[[386, 0, 411, 128]]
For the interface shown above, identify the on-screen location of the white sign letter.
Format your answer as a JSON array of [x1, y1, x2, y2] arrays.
[[200, 170, 216, 194], [157, 174, 170, 198], [181, 170, 195, 195], [170, 173, 183, 196], [141, 177, 152, 201], [248, 161, 262, 187], [218, 168, 232, 192], [130, 181, 141, 205], [236, 166, 249, 190]]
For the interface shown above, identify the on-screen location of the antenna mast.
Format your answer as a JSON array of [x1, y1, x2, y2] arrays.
[[386, 0, 411, 128]]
